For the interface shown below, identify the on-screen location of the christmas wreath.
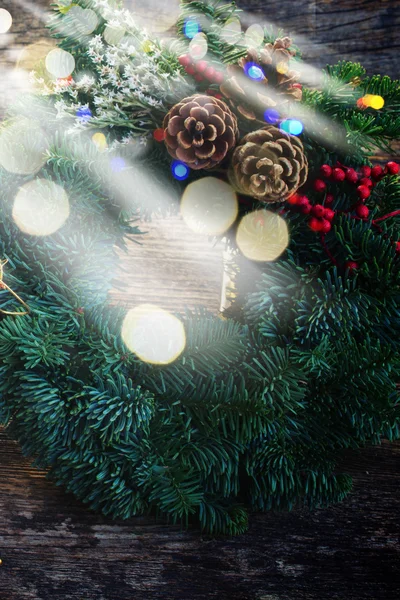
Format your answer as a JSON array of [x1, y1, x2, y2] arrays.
[[0, 0, 399, 534]]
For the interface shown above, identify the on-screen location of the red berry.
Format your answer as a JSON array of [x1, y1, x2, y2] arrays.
[[194, 73, 204, 82], [346, 261, 359, 271], [325, 193, 334, 205], [292, 83, 302, 89], [332, 168, 345, 182], [386, 161, 400, 175], [324, 208, 335, 221], [359, 177, 373, 188], [204, 67, 216, 81], [309, 218, 323, 232], [195, 60, 208, 73], [356, 204, 370, 219], [311, 204, 325, 218], [287, 193, 301, 205], [395, 241, 400, 254], [346, 168, 359, 184], [178, 54, 191, 67], [153, 128, 165, 142], [320, 164, 332, 178], [357, 185, 371, 200], [320, 219, 332, 234], [371, 165, 384, 180], [212, 71, 225, 84], [186, 65, 196, 75], [77, 307, 84, 315], [301, 202, 312, 215], [314, 179, 327, 193], [361, 166, 372, 178]]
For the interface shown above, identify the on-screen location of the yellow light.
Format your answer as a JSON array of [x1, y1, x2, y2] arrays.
[[92, 132, 108, 151], [276, 61, 289, 75], [362, 94, 385, 110], [181, 178, 238, 236], [236, 209, 289, 262], [0, 8, 12, 33], [13, 179, 70, 236], [0, 118, 48, 175], [121, 304, 186, 365], [45, 48, 75, 79]]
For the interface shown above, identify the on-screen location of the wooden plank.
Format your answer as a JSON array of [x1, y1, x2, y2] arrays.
[[0, 428, 399, 599]]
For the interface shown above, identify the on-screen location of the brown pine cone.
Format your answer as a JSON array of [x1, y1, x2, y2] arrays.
[[220, 37, 302, 121], [163, 95, 238, 170], [229, 125, 308, 203]]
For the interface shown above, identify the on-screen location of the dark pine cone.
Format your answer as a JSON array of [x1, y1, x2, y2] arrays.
[[229, 125, 308, 203], [220, 37, 302, 121], [163, 94, 239, 170]]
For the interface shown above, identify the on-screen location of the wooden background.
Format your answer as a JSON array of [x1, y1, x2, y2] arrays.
[[1, 1, 400, 598]]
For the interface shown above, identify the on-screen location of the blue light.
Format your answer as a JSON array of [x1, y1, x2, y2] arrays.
[[184, 19, 200, 39], [172, 160, 190, 181], [244, 62, 264, 81], [264, 108, 280, 124], [76, 106, 92, 122], [280, 119, 304, 136], [110, 157, 126, 172]]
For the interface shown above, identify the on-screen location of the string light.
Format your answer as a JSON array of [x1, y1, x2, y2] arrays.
[[92, 132, 107, 151], [76, 106, 92, 122], [264, 108, 280, 124], [363, 94, 385, 110], [280, 119, 304, 136], [121, 304, 186, 365], [172, 161, 190, 181], [184, 19, 201, 39], [244, 62, 264, 81]]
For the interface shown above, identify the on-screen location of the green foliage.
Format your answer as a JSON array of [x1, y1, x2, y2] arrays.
[[0, 0, 398, 535]]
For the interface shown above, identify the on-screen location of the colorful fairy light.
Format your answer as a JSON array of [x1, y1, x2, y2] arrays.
[[172, 160, 190, 181], [264, 108, 280, 124], [184, 19, 201, 39], [244, 62, 264, 81], [362, 94, 385, 110], [76, 106, 92, 121], [279, 119, 304, 136]]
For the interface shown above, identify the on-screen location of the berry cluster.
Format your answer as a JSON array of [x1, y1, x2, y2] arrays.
[[178, 54, 225, 85], [287, 193, 335, 233]]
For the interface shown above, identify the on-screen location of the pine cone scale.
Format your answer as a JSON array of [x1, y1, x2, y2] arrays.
[[164, 95, 238, 170]]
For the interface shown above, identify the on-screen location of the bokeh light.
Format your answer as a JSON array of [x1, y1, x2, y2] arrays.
[[244, 24, 264, 47], [121, 304, 186, 365], [172, 161, 190, 181], [236, 209, 289, 262], [16, 40, 57, 89], [220, 18, 242, 45], [45, 48, 75, 79], [110, 156, 127, 172], [0, 118, 48, 175], [184, 19, 201, 39], [92, 132, 107, 151], [128, 0, 181, 34], [13, 179, 70, 236], [104, 24, 126, 45], [0, 8, 12, 33], [244, 62, 264, 81], [279, 119, 304, 136], [181, 177, 238, 236], [189, 32, 208, 60], [68, 6, 99, 35], [76, 106, 92, 122]]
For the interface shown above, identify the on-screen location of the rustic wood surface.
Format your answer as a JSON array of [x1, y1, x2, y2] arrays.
[[0, 1, 399, 599]]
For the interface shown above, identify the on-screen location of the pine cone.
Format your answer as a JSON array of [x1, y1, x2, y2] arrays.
[[220, 37, 302, 121], [229, 126, 308, 203], [163, 95, 238, 170]]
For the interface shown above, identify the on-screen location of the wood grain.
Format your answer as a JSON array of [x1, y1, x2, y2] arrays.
[[0, 2, 400, 599]]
